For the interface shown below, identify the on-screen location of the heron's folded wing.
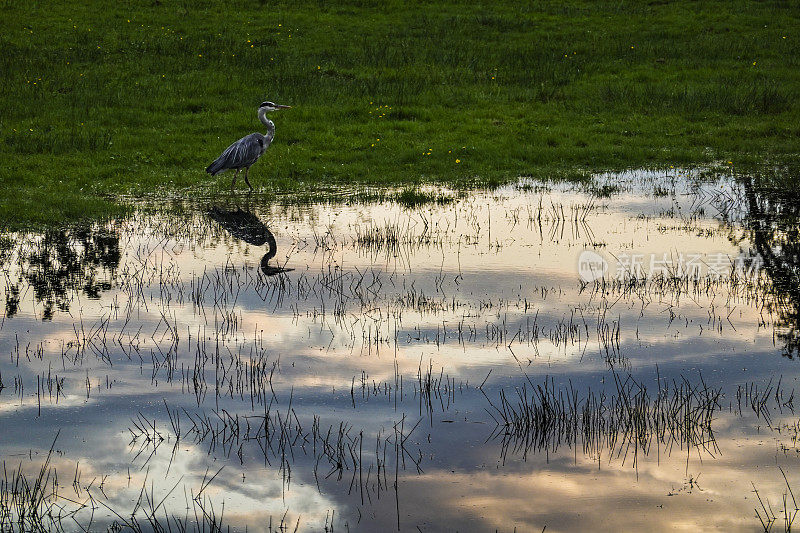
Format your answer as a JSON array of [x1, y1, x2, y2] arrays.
[[217, 134, 264, 169]]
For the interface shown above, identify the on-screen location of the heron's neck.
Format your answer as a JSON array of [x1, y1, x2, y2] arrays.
[[258, 108, 275, 139]]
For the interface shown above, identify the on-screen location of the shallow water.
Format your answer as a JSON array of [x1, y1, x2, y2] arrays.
[[1, 170, 799, 531]]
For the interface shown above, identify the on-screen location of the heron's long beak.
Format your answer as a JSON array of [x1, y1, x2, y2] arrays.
[[276, 104, 292, 109]]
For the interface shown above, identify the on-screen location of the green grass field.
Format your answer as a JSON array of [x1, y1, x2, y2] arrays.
[[1, 0, 799, 227]]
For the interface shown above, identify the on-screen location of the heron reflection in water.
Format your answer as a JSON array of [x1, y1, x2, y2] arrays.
[[207, 206, 294, 276]]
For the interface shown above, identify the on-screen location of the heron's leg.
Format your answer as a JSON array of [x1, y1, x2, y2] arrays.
[[244, 167, 253, 191], [230, 169, 240, 191]]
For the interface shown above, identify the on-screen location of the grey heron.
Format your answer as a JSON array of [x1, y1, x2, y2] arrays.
[[206, 101, 291, 191]]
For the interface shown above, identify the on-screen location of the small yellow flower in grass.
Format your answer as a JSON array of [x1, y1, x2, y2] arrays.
[[455, 159, 461, 163], [728, 161, 733, 165], [317, 65, 320, 69], [198, 54, 202, 57], [371, 143, 374, 147]]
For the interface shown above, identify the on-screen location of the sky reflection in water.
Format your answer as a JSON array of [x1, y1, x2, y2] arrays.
[[1, 170, 799, 531]]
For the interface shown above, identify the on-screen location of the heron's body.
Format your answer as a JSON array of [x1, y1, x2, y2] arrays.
[[206, 130, 272, 176], [206, 102, 290, 190]]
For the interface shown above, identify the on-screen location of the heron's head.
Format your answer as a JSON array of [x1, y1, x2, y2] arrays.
[[259, 101, 291, 112]]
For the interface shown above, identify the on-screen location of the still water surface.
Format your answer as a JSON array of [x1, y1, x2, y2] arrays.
[[1, 170, 799, 531]]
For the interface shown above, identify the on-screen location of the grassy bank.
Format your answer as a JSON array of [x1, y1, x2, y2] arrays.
[[1, 0, 799, 227]]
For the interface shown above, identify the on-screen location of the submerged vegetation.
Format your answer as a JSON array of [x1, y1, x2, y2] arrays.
[[1, 0, 800, 226]]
